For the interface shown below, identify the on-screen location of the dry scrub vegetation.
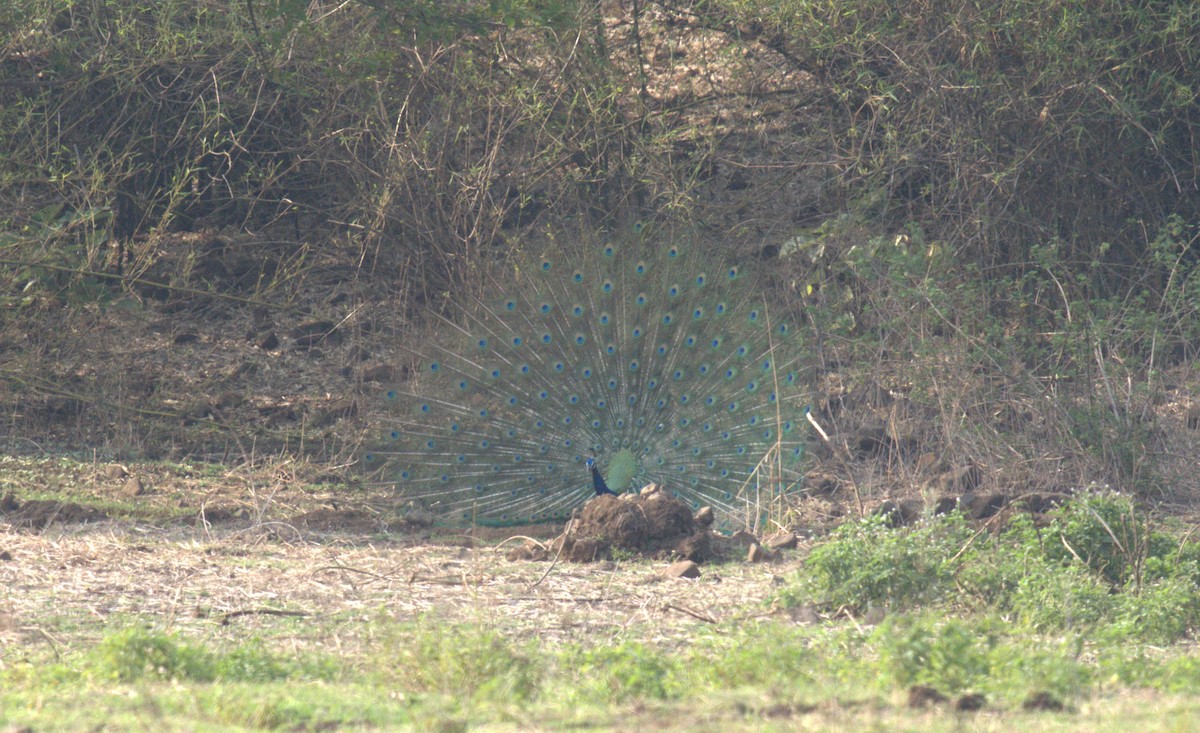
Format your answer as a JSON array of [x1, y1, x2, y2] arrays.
[[3, 0, 1200, 730]]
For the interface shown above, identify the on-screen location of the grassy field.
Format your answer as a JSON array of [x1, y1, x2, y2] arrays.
[[3, 455, 1200, 732]]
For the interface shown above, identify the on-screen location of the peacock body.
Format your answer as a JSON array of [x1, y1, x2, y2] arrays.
[[369, 238, 808, 527]]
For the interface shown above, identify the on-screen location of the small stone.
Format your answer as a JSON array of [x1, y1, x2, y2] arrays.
[[664, 560, 701, 579], [172, 331, 200, 345], [122, 477, 145, 497], [764, 530, 798, 550], [693, 506, 714, 527], [746, 543, 769, 563], [640, 482, 663, 497], [104, 464, 129, 480], [954, 692, 986, 712], [0, 549, 12, 561], [0, 493, 17, 512]]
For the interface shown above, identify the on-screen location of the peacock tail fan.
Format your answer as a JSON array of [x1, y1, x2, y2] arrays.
[[367, 238, 809, 529]]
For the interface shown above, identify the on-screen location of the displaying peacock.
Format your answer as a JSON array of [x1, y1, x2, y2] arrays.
[[367, 237, 809, 527]]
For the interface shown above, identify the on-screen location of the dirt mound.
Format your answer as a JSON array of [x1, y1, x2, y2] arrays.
[[0, 493, 108, 528], [552, 491, 712, 562]]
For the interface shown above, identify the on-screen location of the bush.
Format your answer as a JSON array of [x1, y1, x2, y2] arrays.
[[877, 616, 992, 693], [1009, 559, 1116, 633], [1109, 577, 1200, 644], [786, 513, 975, 613], [86, 627, 214, 683], [561, 641, 680, 703], [688, 624, 816, 692], [784, 493, 1200, 642], [380, 623, 541, 703]]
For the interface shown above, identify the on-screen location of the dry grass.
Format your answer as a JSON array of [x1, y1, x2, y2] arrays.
[[0, 513, 793, 662]]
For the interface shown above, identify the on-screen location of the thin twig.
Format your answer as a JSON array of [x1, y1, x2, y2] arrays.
[[219, 608, 310, 625], [662, 603, 718, 624]]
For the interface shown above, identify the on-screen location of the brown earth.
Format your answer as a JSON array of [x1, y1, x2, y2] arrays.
[[553, 491, 712, 563]]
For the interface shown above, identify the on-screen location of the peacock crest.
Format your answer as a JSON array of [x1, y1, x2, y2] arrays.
[[368, 237, 808, 527]]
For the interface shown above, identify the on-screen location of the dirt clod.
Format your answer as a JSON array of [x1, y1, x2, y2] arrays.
[[728, 529, 758, 547], [663, 559, 701, 578], [764, 530, 798, 550], [873, 499, 922, 527], [907, 684, 948, 708], [553, 492, 711, 562], [254, 330, 280, 350], [123, 477, 145, 497], [289, 320, 340, 348], [1022, 691, 1066, 711], [1, 499, 107, 528], [954, 692, 987, 712]]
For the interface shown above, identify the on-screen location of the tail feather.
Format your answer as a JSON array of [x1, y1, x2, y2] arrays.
[[371, 238, 808, 526]]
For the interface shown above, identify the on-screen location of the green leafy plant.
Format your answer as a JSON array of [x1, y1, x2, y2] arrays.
[[561, 641, 680, 703], [379, 622, 541, 703], [784, 513, 975, 613], [86, 627, 214, 683], [877, 616, 992, 693]]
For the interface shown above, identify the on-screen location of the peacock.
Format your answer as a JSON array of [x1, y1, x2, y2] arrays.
[[367, 237, 809, 527]]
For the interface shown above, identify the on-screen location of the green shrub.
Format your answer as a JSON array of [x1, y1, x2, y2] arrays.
[[561, 641, 680, 703], [1158, 655, 1200, 694], [1009, 559, 1116, 633], [689, 624, 815, 691], [381, 623, 540, 703], [86, 627, 214, 683], [986, 637, 1092, 702], [1044, 492, 1149, 585], [213, 637, 337, 683], [877, 616, 992, 693], [1109, 577, 1200, 644], [786, 513, 975, 613]]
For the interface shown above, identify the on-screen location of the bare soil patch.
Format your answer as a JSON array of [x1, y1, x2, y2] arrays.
[[0, 517, 794, 655]]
